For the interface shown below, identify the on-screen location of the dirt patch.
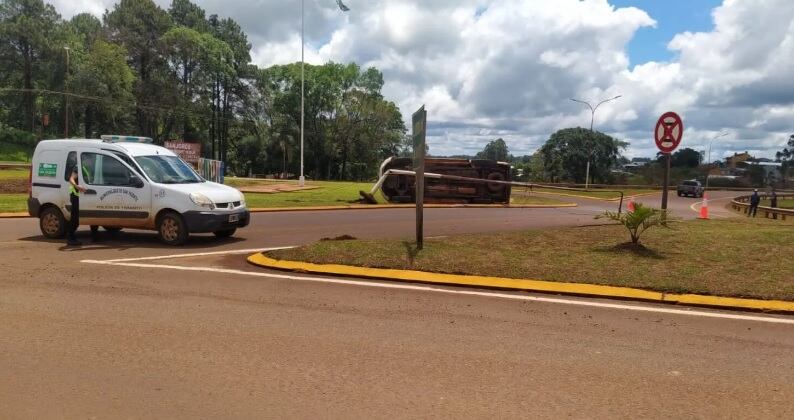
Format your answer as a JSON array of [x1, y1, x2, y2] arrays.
[[239, 185, 319, 194], [0, 179, 28, 194]]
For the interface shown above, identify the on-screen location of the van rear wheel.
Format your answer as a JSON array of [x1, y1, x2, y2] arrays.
[[40, 207, 66, 239], [157, 212, 188, 246]]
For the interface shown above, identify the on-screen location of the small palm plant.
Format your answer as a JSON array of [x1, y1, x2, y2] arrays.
[[596, 203, 668, 245]]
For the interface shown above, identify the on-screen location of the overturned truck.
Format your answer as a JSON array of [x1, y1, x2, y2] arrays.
[[372, 157, 512, 204]]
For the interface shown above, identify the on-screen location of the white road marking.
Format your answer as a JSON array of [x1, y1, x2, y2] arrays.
[[689, 196, 734, 213], [101, 247, 295, 262], [82, 254, 794, 325]]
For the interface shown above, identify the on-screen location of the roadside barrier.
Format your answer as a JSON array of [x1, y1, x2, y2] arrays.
[[198, 158, 224, 184], [730, 193, 794, 220]]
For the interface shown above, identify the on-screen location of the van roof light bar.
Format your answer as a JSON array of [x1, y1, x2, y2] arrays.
[[101, 135, 153, 144]]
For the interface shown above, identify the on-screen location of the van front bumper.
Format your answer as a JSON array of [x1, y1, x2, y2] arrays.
[[182, 209, 250, 233]]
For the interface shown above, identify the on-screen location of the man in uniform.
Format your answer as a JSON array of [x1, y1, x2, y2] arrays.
[[67, 165, 86, 246]]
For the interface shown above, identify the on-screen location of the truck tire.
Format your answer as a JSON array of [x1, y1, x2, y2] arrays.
[[486, 172, 506, 193], [40, 207, 66, 239], [157, 212, 188, 246]]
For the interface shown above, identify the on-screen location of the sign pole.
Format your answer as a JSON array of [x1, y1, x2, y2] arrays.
[[661, 152, 671, 216], [653, 111, 684, 222], [412, 106, 426, 250]]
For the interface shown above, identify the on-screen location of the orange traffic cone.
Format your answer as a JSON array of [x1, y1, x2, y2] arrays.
[[627, 199, 635, 212], [698, 192, 709, 219]]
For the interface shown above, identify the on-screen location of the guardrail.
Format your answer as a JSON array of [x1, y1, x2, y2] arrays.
[[731, 193, 794, 220]]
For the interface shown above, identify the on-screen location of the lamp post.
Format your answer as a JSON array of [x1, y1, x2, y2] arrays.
[[64, 46, 70, 138], [299, 0, 349, 187], [570, 95, 622, 189], [705, 131, 728, 190]]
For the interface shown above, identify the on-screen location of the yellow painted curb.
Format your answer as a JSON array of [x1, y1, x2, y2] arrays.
[[0, 212, 29, 218], [247, 253, 794, 314]]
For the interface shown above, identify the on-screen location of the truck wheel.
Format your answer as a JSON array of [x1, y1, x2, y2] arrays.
[[157, 212, 188, 246], [40, 207, 66, 239], [213, 228, 236, 238], [486, 172, 506, 193]]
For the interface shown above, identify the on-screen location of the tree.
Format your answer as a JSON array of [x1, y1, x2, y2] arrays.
[[476, 138, 509, 161], [69, 40, 136, 137], [540, 127, 626, 184], [776, 134, 794, 186], [656, 147, 701, 168], [104, 0, 174, 139], [0, 0, 62, 131]]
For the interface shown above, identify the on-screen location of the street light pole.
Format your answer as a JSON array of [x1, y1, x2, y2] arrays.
[[570, 95, 622, 190], [705, 132, 728, 190], [299, 0, 305, 187], [64, 46, 70, 138]]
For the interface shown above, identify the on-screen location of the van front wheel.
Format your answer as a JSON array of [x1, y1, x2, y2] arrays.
[[158, 212, 188, 246], [40, 207, 66, 239]]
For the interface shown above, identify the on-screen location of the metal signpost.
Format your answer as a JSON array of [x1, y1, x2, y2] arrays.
[[412, 105, 427, 249], [654, 111, 684, 213]]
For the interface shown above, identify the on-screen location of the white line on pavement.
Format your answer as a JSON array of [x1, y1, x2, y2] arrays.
[[81, 256, 794, 326], [101, 247, 295, 262]]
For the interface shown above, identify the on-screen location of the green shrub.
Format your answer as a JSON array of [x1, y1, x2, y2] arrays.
[[596, 203, 669, 244]]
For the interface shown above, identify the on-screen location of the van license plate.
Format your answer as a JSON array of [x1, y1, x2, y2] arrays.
[[228, 214, 239, 223]]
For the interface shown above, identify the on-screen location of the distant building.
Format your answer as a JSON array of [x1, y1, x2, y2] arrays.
[[726, 151, 752, 168]]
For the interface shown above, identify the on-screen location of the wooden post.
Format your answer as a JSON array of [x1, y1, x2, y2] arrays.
[[412, 106, 426, 250]]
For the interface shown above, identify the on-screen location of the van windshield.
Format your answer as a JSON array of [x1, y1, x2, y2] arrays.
[[134, 155, 204, 184]]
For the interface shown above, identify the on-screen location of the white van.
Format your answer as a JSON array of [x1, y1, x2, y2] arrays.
[[28, 136, 249, 245]]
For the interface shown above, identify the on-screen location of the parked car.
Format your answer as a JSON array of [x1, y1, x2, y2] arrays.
[[677, 180, 704, 198], [29, 135, 249, 245]]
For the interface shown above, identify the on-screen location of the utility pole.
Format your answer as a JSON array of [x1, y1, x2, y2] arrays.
[[64, 46, 70, 138], [570, 95, 622, 189]]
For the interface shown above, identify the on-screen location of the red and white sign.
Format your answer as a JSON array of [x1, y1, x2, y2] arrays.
[[654, 112, 684, 154], [164, 141, 201, 164]]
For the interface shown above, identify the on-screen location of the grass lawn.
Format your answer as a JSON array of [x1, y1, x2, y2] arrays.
[[0, 178, 569, 212], [526, 186, 658, 200], [762, 198, 794, 209], [0, 194, 27, 213], [242, 180, 385, 207], [0, 168, 28, 180], [0, 143, 31, 162], [269, 218, 794, 301], [229, 178, 569, 208]]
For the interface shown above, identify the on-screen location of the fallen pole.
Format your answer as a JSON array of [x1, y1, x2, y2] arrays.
[[360, 169, 625, 214]]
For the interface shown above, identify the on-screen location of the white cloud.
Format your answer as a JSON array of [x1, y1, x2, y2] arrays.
[[49, 0, 794, 159]]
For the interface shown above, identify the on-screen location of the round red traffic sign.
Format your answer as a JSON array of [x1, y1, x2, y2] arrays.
[[654, 111, 684, 154]]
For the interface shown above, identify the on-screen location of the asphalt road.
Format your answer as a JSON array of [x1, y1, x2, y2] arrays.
[[1, 191, 791, 419]]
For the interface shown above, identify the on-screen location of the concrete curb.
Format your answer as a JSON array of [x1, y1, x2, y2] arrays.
[[247, 253, 794, 314], [0, 202, 578, 218], [0, 212, 28, 218]]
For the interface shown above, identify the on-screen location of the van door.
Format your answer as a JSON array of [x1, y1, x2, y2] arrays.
[[78, 151, 151, 228]]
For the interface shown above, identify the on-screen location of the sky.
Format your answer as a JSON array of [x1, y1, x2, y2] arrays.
[[50, 0, 794, 160]]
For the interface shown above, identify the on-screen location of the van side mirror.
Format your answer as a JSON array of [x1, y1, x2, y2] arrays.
[[130, 175, 144, 188]]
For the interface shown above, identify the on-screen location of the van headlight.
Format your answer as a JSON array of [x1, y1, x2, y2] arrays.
[[239, 193, 246, 207], [189, 192, 215, 210]]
